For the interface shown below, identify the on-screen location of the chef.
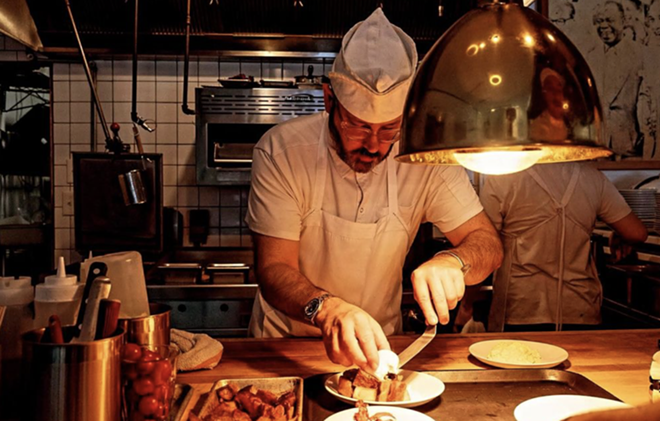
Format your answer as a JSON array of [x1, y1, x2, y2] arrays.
[[480, 163, 648, 332], [246, 8, 503, 372]]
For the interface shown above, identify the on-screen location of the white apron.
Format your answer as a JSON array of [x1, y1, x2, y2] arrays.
[[249, 119, 412, 337], [489, 164, 589, 332]]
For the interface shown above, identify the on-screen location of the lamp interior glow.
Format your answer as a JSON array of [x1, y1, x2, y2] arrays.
[[454, 149, 547, 175]]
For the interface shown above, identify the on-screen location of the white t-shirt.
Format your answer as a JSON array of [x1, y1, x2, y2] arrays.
[[246, 112, 483, 243], [481, 162, 632, 325]]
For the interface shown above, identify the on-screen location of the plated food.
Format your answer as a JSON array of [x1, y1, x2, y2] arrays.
[[514, 395, 630, 421], [325, 370, 445, 408], [469, 339, 569, 369], [488, 341, 542, 364], [337, 369, 407, 402], [190, 377, 302, 421], [323, 403, 434, 421]]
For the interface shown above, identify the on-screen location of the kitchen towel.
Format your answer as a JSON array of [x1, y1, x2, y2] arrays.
[[171, 328, 224, 371]]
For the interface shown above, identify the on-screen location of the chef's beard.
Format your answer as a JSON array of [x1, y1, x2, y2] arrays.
[[328, 108, 392, 173]]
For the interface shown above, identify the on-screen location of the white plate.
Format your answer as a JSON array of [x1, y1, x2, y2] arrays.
[[514, 395, 630, 421], [324, 405, 435, 421], [324, 370, 445, 408], [469, 339, 569, 369]]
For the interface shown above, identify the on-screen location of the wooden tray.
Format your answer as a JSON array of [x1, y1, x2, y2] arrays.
[[304, 369, 622, 421]]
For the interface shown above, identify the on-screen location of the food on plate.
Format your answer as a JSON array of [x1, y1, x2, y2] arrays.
[[193, 382, 298, 421], [487, 341, 542, 364], [338, 369, 407, 402], [354, 400, 397, 421]]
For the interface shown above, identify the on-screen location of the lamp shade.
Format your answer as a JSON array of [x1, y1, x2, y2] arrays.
[[396, 2, 611, 174]]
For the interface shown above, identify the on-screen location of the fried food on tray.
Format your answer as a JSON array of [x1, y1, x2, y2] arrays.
[[195, 382, 298, 421], [338, 369, 407, 402]]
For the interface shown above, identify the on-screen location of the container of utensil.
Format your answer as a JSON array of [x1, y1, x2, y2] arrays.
[[20, 326, 125, 421]]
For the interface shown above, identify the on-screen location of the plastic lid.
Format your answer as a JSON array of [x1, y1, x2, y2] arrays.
[[0, 277, 34, 306]]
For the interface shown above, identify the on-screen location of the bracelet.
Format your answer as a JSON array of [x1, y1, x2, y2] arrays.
[[434, 250, 471, 275]]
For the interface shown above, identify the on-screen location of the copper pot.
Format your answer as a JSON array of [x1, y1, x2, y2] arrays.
[[118, 302, 171, 346]]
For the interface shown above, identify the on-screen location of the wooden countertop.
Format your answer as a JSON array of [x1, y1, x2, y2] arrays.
[[177, 329, 660, 407]]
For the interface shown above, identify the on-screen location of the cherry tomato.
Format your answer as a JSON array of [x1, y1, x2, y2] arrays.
[[136, 360, 155, 375], [140, 349, 159, 362], [152, 384, 167, 400], [154, 404, 167, 420], [138, 395, 159, 416], [152, 360, 172, 385], [132, 377, 155, 396], [122, 343, 142, 362]]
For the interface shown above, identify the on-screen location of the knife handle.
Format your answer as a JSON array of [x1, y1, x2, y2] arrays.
[[74, 277, 112, 342], [95, 299, 121, 340], [41, 314, 64, 344]]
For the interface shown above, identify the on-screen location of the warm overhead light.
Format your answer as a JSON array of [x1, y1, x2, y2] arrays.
[[397, 1, 611, 175], [489, 74, 502, 86], [454, 149, 547, 175]]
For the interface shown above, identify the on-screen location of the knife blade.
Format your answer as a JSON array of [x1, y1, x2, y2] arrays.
[[397, 323, 436, 369]]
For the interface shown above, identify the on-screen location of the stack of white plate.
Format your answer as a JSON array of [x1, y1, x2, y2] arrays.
[[619, 189, 656, 231]]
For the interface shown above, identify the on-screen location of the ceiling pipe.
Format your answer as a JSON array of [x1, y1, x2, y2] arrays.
[[181, 0, 195, 115], [131, 0, 153, 133]]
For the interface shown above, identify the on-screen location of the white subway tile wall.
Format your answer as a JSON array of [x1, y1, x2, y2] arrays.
[[1, 35, 328, 263]]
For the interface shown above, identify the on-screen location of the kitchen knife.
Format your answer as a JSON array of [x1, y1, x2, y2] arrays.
[[397, 324, 437, 369], [72, 277, 112, 342], [396, 262, 467, 368], [75, 261, 108, 334]]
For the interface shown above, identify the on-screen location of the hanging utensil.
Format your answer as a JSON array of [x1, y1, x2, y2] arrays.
[[63, 0, 127, 153], [117, 123, 148, 206]]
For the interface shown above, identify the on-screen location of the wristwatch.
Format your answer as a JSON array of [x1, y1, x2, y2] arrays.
[[304, 293, 332, 326], [434, 250, 471, 275]]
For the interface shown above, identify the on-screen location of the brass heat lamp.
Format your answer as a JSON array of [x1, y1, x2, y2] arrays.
[[397, 1, 612, 175]]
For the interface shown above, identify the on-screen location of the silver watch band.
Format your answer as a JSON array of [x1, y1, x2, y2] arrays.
[[434, 250, 471, 275]]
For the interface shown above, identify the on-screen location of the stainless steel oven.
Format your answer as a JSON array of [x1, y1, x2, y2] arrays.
[[195, 87, 325, 185]]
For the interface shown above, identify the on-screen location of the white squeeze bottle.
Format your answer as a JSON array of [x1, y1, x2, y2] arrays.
[[34, 257, 83, 328], [0, 276, 35, 360]]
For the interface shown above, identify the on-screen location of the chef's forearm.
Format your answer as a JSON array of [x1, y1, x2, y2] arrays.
[[258, 262, 325, 323], [448, 228, 503, 286]]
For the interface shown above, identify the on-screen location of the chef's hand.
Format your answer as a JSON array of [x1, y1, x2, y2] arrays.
[[411, 254, 465, 326], [314, 297, 390, 373], [609, 232, 634, 263]]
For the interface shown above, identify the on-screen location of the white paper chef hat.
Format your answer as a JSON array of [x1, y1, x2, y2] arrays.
[[329, 8, 418, 123]]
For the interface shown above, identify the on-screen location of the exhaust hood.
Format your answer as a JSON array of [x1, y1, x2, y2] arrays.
[[24, 0, 479, 56], [0, 0, 42, 51]]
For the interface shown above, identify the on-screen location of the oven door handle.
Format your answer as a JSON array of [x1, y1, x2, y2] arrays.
[[213, 158, 253, 164]]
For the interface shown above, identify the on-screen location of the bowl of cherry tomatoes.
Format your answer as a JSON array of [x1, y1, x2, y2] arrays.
[[121, 343, 179, 421]]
